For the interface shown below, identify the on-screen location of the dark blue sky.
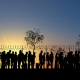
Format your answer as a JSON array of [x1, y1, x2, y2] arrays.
[[0, 0, 80, 45]]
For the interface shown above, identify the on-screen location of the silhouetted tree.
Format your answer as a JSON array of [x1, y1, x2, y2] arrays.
[[76, 35, 80, 51], [24, 28, 44, 53]]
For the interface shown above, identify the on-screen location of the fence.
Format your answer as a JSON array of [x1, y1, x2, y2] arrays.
[[0, 45, 80, 53]]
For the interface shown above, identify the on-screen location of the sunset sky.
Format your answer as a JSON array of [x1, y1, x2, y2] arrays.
[[0, 0, 80, 46], [0, 0, 80, 63]]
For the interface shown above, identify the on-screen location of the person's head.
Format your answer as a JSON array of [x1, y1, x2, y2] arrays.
[[15, 52, 17, 55], [44, 53, 46, 55], [40, 50, 43, 53]]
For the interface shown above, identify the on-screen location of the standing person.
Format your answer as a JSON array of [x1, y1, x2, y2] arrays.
[[46, 52, 50, 69], [50, 52, 54, 69], [43, 53, 46, 69], [31, 52, 36, 69], [39, 50, 43, 69], [13, 52, 17, 69], [28, 51, 32, 69]]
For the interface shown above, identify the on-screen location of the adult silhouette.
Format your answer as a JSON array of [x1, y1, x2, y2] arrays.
[[22, 52, 28, 69], [28, 51, 32, 69], [46, 52, 50, 69], [11, 51, 15, 69], [18, 50, 24, 69], [1, 51, 6, 69], [7, 50, 11, 69], [39, 50, 43, 69], [50, 52, 54, 69], [13, 52, 17, 69], [31, 52, 36, 69], [43, 53, 46, 69], [55, 53, 59, 69]]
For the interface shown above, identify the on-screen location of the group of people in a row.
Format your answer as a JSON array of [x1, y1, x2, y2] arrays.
[[0, 50, 80, 69]]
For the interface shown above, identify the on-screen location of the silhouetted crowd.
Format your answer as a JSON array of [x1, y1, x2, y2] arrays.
[[0, 50, 80, 69]]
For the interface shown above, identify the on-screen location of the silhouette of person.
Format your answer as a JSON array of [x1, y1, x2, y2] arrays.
[[67, 51, 73, 69], [0, 52, 1, 60], [18, 50, 24, 69], [31, 52, 36, 69], [28, 51, 32, 69], [13, 52, 17, 69], [43, 53, 46, 69], [46, 52, 50, 69], [50, 52, 54, 69], [59, 52, 64, 69], [1, 51, 6, 69], [55, 53, 59, 69], [74, 51, 79, 69], [78, 51, 80, 69], [63, 55, 68, 69], [11, 51, 14, 69], [39, 50, 43, 69], [22, 52, 28, 69], [7, 50, 11, 69]]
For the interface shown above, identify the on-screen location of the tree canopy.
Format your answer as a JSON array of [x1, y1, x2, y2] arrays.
[[24, 29, 44, 52]]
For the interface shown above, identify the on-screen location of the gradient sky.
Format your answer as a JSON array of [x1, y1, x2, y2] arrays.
[[0, 0, 80, 46]]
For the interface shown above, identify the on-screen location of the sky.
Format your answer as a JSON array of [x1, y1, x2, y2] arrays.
[[0, 0, 80, 63], [0, 0, 80, 46]]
